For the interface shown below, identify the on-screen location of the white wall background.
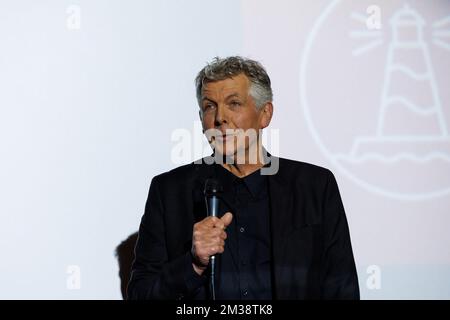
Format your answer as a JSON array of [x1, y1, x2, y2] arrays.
[[0, 0, 449, 299]]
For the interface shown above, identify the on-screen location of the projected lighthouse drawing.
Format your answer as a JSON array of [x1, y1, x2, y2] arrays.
[[300, 2, 450, 200], [338, 5, 450, 161]]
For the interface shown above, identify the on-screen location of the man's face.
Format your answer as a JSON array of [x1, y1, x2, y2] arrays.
[[199, 73, 272, 161]]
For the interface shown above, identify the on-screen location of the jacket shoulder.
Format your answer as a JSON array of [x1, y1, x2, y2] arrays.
[[150, 159, 211, 188], [151, 162, 196, 184], [278, 157, 333, 181], [273, 157, 338, 194]]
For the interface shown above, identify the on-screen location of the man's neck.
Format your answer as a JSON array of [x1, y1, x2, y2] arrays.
[[220, 145, 267, 178], [221, 162, 264, 178]]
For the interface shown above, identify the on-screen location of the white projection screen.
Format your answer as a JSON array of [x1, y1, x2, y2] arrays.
[[0, 0, 449, 299]]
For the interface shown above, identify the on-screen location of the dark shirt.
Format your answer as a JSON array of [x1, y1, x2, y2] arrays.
[[191, 164, 272, 300]]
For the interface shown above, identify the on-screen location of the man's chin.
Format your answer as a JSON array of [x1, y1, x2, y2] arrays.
[[213, 148, 253, 165], [212, 145, 237, 163]]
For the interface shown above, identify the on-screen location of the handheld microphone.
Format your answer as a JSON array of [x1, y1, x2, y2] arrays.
[[203, 178, 222, 300]]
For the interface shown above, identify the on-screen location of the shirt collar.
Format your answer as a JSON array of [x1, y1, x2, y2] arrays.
[[214, 164, 267, 198]]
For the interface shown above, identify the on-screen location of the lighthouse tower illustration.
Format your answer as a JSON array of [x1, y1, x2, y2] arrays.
[[344, 4, 450, 160]]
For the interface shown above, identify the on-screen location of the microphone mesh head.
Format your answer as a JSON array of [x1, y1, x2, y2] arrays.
[[204, 178, 223, 196]]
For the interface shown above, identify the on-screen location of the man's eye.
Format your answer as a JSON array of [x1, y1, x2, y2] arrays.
[[230, 101, 241, 107], [203, 104, 215, 111]]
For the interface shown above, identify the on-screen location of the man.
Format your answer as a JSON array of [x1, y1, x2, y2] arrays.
[[127, 56, 359, 300]]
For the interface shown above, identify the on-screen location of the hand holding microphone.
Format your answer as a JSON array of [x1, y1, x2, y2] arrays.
[[191, 212, 233, 275]]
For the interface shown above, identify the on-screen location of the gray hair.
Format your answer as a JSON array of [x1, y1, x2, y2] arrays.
[[195, 56, 273, 109]]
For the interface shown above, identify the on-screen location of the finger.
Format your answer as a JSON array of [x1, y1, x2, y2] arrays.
[[212, 237, 225, 247], [214, 220, 225, 230], [207, 216, 220, 224], [220, 231, 227, 240], [209, 245, 225, 255], [211, 227, 224, 237], [204, 216, 220, 227], [209, 246, 219, 255], [192, 229, 202, 240], [221, 212, 233, 227], [203, 236, 224, 247]]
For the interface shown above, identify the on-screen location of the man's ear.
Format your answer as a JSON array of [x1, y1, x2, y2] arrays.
[[259, 102, 273, 129]]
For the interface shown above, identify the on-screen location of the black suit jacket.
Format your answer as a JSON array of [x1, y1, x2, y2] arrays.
[[127, 156, 359, 300]]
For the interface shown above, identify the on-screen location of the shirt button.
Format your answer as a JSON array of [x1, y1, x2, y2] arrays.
[[239, 227, 245, 233], [243, 289, 248, 297]]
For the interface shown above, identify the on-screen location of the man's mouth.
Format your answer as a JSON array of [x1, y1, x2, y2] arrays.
[[215, 134, 235, 141]]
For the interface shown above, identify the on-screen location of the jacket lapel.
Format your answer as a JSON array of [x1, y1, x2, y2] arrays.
[[191, 161, 211, 223]]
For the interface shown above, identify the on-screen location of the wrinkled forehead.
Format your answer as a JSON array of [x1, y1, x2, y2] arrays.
[[201, 74, 251, 98]]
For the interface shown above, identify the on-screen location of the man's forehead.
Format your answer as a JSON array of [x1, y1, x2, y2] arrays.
[[202, 75, 250, 97]]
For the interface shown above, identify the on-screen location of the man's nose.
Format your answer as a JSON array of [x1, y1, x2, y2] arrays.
[[214, 104, 227, 127]]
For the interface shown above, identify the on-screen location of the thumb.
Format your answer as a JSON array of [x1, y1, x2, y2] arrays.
[[221, 212, 233, 227]]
